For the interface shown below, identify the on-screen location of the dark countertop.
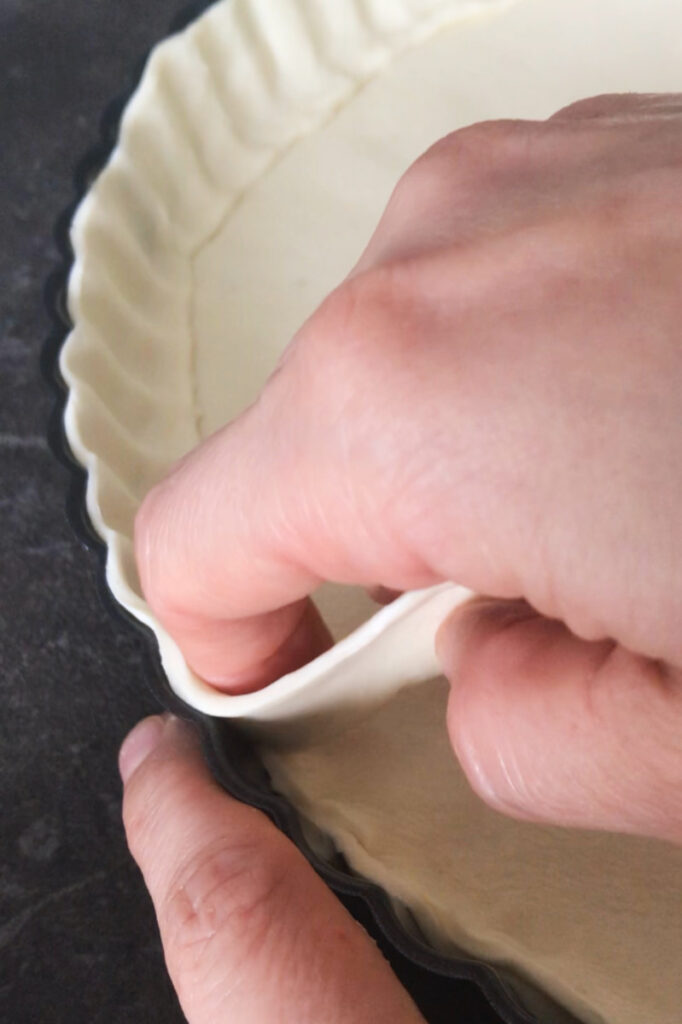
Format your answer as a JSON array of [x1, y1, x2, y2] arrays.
[[1, 4, 186, 1021], [0, 5, 510, 1023]]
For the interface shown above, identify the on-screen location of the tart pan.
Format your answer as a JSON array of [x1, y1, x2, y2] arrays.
[[43, 3, 536, 1020]]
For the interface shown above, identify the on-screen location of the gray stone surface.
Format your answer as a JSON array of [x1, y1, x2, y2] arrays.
[[0, 3, 185, 1021]]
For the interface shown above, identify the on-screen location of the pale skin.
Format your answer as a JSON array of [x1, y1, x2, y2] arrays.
[[119, 94, 682, 1022]]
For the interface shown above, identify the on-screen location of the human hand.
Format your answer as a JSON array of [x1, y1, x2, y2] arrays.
[[119, 714, 425, 1024], [136, 93, 682, 843]]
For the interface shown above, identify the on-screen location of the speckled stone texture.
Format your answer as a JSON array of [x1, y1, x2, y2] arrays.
[[0, 3, 185, 1021], [0, 4, 510, 1023]]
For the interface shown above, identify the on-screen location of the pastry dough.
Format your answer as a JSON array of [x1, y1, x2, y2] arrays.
[[61, 0, 682, 1020], [263, 680, 682, 1024]]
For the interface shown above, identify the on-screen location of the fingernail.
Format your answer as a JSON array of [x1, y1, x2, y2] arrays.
[[119, 715, 166, 784], [436, 598, 534, 682]]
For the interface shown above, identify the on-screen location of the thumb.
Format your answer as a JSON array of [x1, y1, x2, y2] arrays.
[[119, 715, 424, 1024], [437, 600, 682, 843]]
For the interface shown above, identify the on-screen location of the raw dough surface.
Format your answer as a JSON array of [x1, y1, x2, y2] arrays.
[[263, 680, 682, 1024]]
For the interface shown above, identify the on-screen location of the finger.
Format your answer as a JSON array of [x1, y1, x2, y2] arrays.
[[135, 297, 442, 691], [120, 715, 424, 1024], [437, 600, 682, 842]]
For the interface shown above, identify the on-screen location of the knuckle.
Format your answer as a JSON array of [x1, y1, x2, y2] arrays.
[[420, 118, 531, 173], [301, 268, 408, 384], [340, 265, 410, 337], [386, 119, 536, 223], [446, 117, 528, 151], [160, 838, 294, 970], [552, 93, 621, 120], [389, 141, 455, 213], [551, 92, 652, 121]]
